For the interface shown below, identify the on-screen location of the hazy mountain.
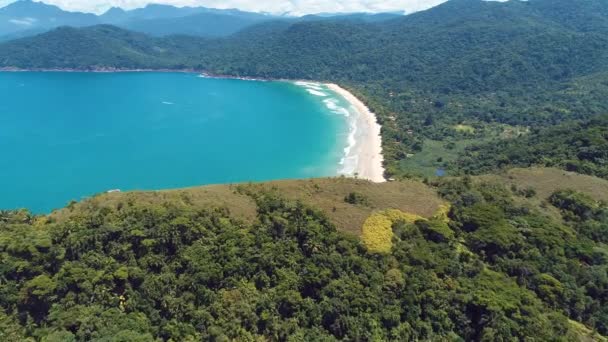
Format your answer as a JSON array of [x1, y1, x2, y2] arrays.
[[0, 1, 407, 39], [301, 12, 404, 23], [100, 3, 208, 23], [0, 26, 45, 41], [124, 13, 275, 37], [97, 7, 130, 24], [111, 7, 280, 37], [0, 0, 99, 36]]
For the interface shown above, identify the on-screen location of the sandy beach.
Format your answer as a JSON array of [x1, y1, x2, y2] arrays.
[[326, 83, 386, 183]]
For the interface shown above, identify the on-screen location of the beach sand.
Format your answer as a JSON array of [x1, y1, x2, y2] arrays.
[[326, 83, 386, 183]]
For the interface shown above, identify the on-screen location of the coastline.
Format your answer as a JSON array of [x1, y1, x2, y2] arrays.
[[0, 67, 202, 73], [325, 84, 386, 183], [1, 68, 386, 183]]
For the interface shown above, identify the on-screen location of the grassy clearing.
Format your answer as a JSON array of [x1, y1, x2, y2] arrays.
[[569, 319, 608, 342], [453, 124, 475, 134], [473, 167, 608, 222], [398, 139, 474, 177], [51, 168, 607, 238], [477, 167, 608, 202], [51, 184, 259, 224], [52, 177, 444, 237], [240, 177, 444, 236]]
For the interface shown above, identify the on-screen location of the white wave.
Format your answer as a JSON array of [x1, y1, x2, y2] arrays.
[[162, 101, 174, 105], [338, 106, 359, 175], [295, 81, 324, 91], [323, 98, 350, 117], [306, 89, 328, 97]]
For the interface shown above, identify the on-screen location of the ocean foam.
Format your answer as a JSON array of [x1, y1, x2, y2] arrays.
[[306, 89, 328, 97], [296, 81, 329, 97], [298, 81, 362, 177], [162, 101, 174, 105], [323, 98, 350, 117], [295, 81, 324, 90], [318, 93, 360, 176], [338, 105, 359, 176]]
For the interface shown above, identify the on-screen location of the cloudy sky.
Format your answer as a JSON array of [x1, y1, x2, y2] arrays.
[[0, 0, 451, 15]]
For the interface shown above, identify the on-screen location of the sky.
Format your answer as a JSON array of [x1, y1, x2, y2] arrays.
[[0, 0, 451, 15]]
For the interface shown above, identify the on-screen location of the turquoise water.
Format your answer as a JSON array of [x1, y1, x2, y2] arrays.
[[0, 72, 350, 213]]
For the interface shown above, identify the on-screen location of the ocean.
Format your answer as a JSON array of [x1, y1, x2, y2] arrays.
[[0, 72, 355, 213]]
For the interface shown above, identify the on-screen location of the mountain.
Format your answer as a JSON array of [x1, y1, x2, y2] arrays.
[[0, 25, 188, 69], [0, 1, 274, 38], [0, 26, 45, 41], [113, 8, 279, 37], [105, 3, 209, 21], [301, 12, 404, 23], [0, 1, 404, 39], [97, 6, 130, 24], [0, 0, 99, 36]]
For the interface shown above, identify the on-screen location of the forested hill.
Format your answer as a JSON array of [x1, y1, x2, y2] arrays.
[[1, 175, 608, 340], [2, 0, 608, 179]]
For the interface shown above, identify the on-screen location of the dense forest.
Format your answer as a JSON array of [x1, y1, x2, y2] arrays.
[[1, 179, 607, 340], [451, 115, 608, 179]]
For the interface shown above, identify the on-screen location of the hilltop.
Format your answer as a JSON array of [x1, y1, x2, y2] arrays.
[[2, 170, 608, 340]]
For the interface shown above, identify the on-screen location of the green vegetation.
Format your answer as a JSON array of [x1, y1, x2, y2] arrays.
[[397, 139, 475, 178], [1, 176, 607, 340], [343, 191, 370, 206], [53, 178, 444, 236], [451, 115, 608, 179]]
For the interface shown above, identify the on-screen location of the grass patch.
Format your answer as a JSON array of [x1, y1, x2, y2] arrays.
[[453, 124, 475, 134], [362, 209, 424, 253], [399, 139, 475, 177], [361, 212, 394, 253], [477, 167, 608, 202], [51, 177, 444, 237], [569, 319, 608, 342]]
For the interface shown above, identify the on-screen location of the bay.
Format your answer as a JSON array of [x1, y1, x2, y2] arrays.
[[0, 72, 349, 212]]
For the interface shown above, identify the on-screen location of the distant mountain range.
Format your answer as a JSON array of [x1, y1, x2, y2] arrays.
[[0, 0, 404, 40], [0, 0, 97, 37]]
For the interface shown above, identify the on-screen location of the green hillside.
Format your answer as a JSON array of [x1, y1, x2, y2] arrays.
[[2, 173, 608, 340], [0, 25, 185, 69], [451, 115, 608, 179]]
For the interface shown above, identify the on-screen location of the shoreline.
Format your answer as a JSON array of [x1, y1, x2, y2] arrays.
[[325, 84, 386, 183], [1, 68, 386, 183], [0, 67, 202, 73]]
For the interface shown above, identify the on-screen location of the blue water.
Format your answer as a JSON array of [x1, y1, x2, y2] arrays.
[[0, 72, 351, 212]]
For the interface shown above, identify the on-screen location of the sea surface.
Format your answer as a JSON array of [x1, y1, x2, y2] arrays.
[[0, 72, 355, 213]]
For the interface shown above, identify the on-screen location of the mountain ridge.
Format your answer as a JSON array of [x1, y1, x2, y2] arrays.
[[0, 0, 405, 38]]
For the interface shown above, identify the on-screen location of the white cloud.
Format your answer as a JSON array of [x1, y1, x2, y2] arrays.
[[0, 0, 450, 15], [8, 17, 37, 25]]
